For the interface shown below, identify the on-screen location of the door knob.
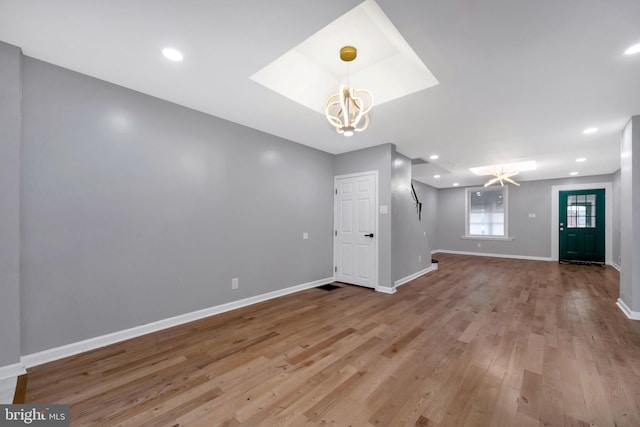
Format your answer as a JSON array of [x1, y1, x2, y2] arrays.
[[365, 233, 374, 238]]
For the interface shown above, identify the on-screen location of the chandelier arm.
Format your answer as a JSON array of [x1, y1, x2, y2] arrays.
[[352, 111, 365, 128], [354, 114, 369, 132], [339, 86, 351, 129], [351, 97, 364, 127], [350, 94, 372, 129], [325, 96, 345, 127], [326, 113, 344, 128], [353, 89, 373, 114], [484, 176, 500, 187], [325, 93, 340, 109]]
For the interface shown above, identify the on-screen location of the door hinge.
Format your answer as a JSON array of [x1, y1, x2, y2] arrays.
[[335, 188, 338, 195], [335, 230, 337, 237], [334, 266, 337, 273]]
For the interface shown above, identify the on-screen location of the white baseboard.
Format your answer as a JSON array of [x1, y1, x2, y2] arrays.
[[21, 277, 333, 368], [375, 285, 396, 294], [431, 249, 552, 262], [0, 363, 26, 381], [610, 263, 621, 272], [394, 263, 438, 287], [616, 298, 640, 320]]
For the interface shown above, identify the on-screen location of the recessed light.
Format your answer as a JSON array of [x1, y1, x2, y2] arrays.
[[570, 171, 579, 176], [433, 174, 440, 179], [453, 183, 459, 187], [162, 48, 183, 62], [625, 43, 640, 55], [583, 127, 598, 134], [429, 155, 439, 160], [576, 157, 587, 162]]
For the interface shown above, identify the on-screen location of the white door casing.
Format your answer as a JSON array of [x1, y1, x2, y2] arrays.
[[550, 182, 613, 265], [334, 171, 378, 288]]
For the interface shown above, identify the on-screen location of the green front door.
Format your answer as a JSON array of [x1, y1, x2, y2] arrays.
[[559, 189, 605, 263]]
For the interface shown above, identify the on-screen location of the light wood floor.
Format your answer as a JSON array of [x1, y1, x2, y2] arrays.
[[25, 254, 640, 426]]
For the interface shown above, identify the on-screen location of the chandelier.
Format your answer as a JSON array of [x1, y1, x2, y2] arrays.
[[325, 46, 373, 136], [484, 166, 520, 187]]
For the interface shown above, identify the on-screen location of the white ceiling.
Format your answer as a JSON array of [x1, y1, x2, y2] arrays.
[[250, 0, 439, 115], [1, 0, 639, 188]]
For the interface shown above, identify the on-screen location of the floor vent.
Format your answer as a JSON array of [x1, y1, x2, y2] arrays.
[[316, 284, 342, 291]]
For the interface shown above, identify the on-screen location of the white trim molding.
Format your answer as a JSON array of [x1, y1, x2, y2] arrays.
[[375, 285, 396, 294], [433, 249, 552, 262], [0, 363, 26, 381], [550, 182, 613, 264], [616, 298, 640, 320], [394, 263, 438, 287], [21, 277, 333, 368], [460, 236, 514, 241]]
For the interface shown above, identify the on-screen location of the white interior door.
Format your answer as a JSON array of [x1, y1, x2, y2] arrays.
[[334, 172, 377, 288]]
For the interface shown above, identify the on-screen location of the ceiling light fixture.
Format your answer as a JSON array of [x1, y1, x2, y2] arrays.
[[484, 166, 521, 187], [470, 160, 535, 187], [430, 154, 439, 160], [162, 48, 183, 62], [570, 171, 579, 176], [576, 157, 587, 162], [325, 46, 373, 136], [434, 174, 440, 179], [583, 127, 598, 134], [625, 43, 640, 55]]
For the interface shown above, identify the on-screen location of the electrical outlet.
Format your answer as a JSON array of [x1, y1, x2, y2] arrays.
[[477, 243, 482, 248], [303, 232, 308, 240], [232, 278, 239, 289], [419, 255, 422, 263]]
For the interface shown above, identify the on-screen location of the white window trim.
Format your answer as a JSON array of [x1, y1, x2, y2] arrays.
[[463, 186, 513, 240], [460, 235, 515, 241]]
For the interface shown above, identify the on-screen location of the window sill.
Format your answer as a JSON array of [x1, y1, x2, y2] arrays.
[[460, 236, 515, 241]]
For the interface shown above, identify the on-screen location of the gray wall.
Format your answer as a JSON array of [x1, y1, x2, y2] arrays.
[[620, 117, 640, 311], [334, 143, 393, 288], [20, 58, 334, 354], [612, 169, 621, 267], [0, 42, 22, 368], [436, 174, 614, 258], [391, 153, 434, 283], [414, 180, 439, 254]]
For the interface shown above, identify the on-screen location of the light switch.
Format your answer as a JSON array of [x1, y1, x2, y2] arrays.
[[528, 213, 536, 218], [379, 205, 388, 215], [303, 232, 308, 240]]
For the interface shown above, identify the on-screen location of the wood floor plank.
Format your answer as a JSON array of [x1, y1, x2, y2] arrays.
[[21, 254, 640, 426]]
